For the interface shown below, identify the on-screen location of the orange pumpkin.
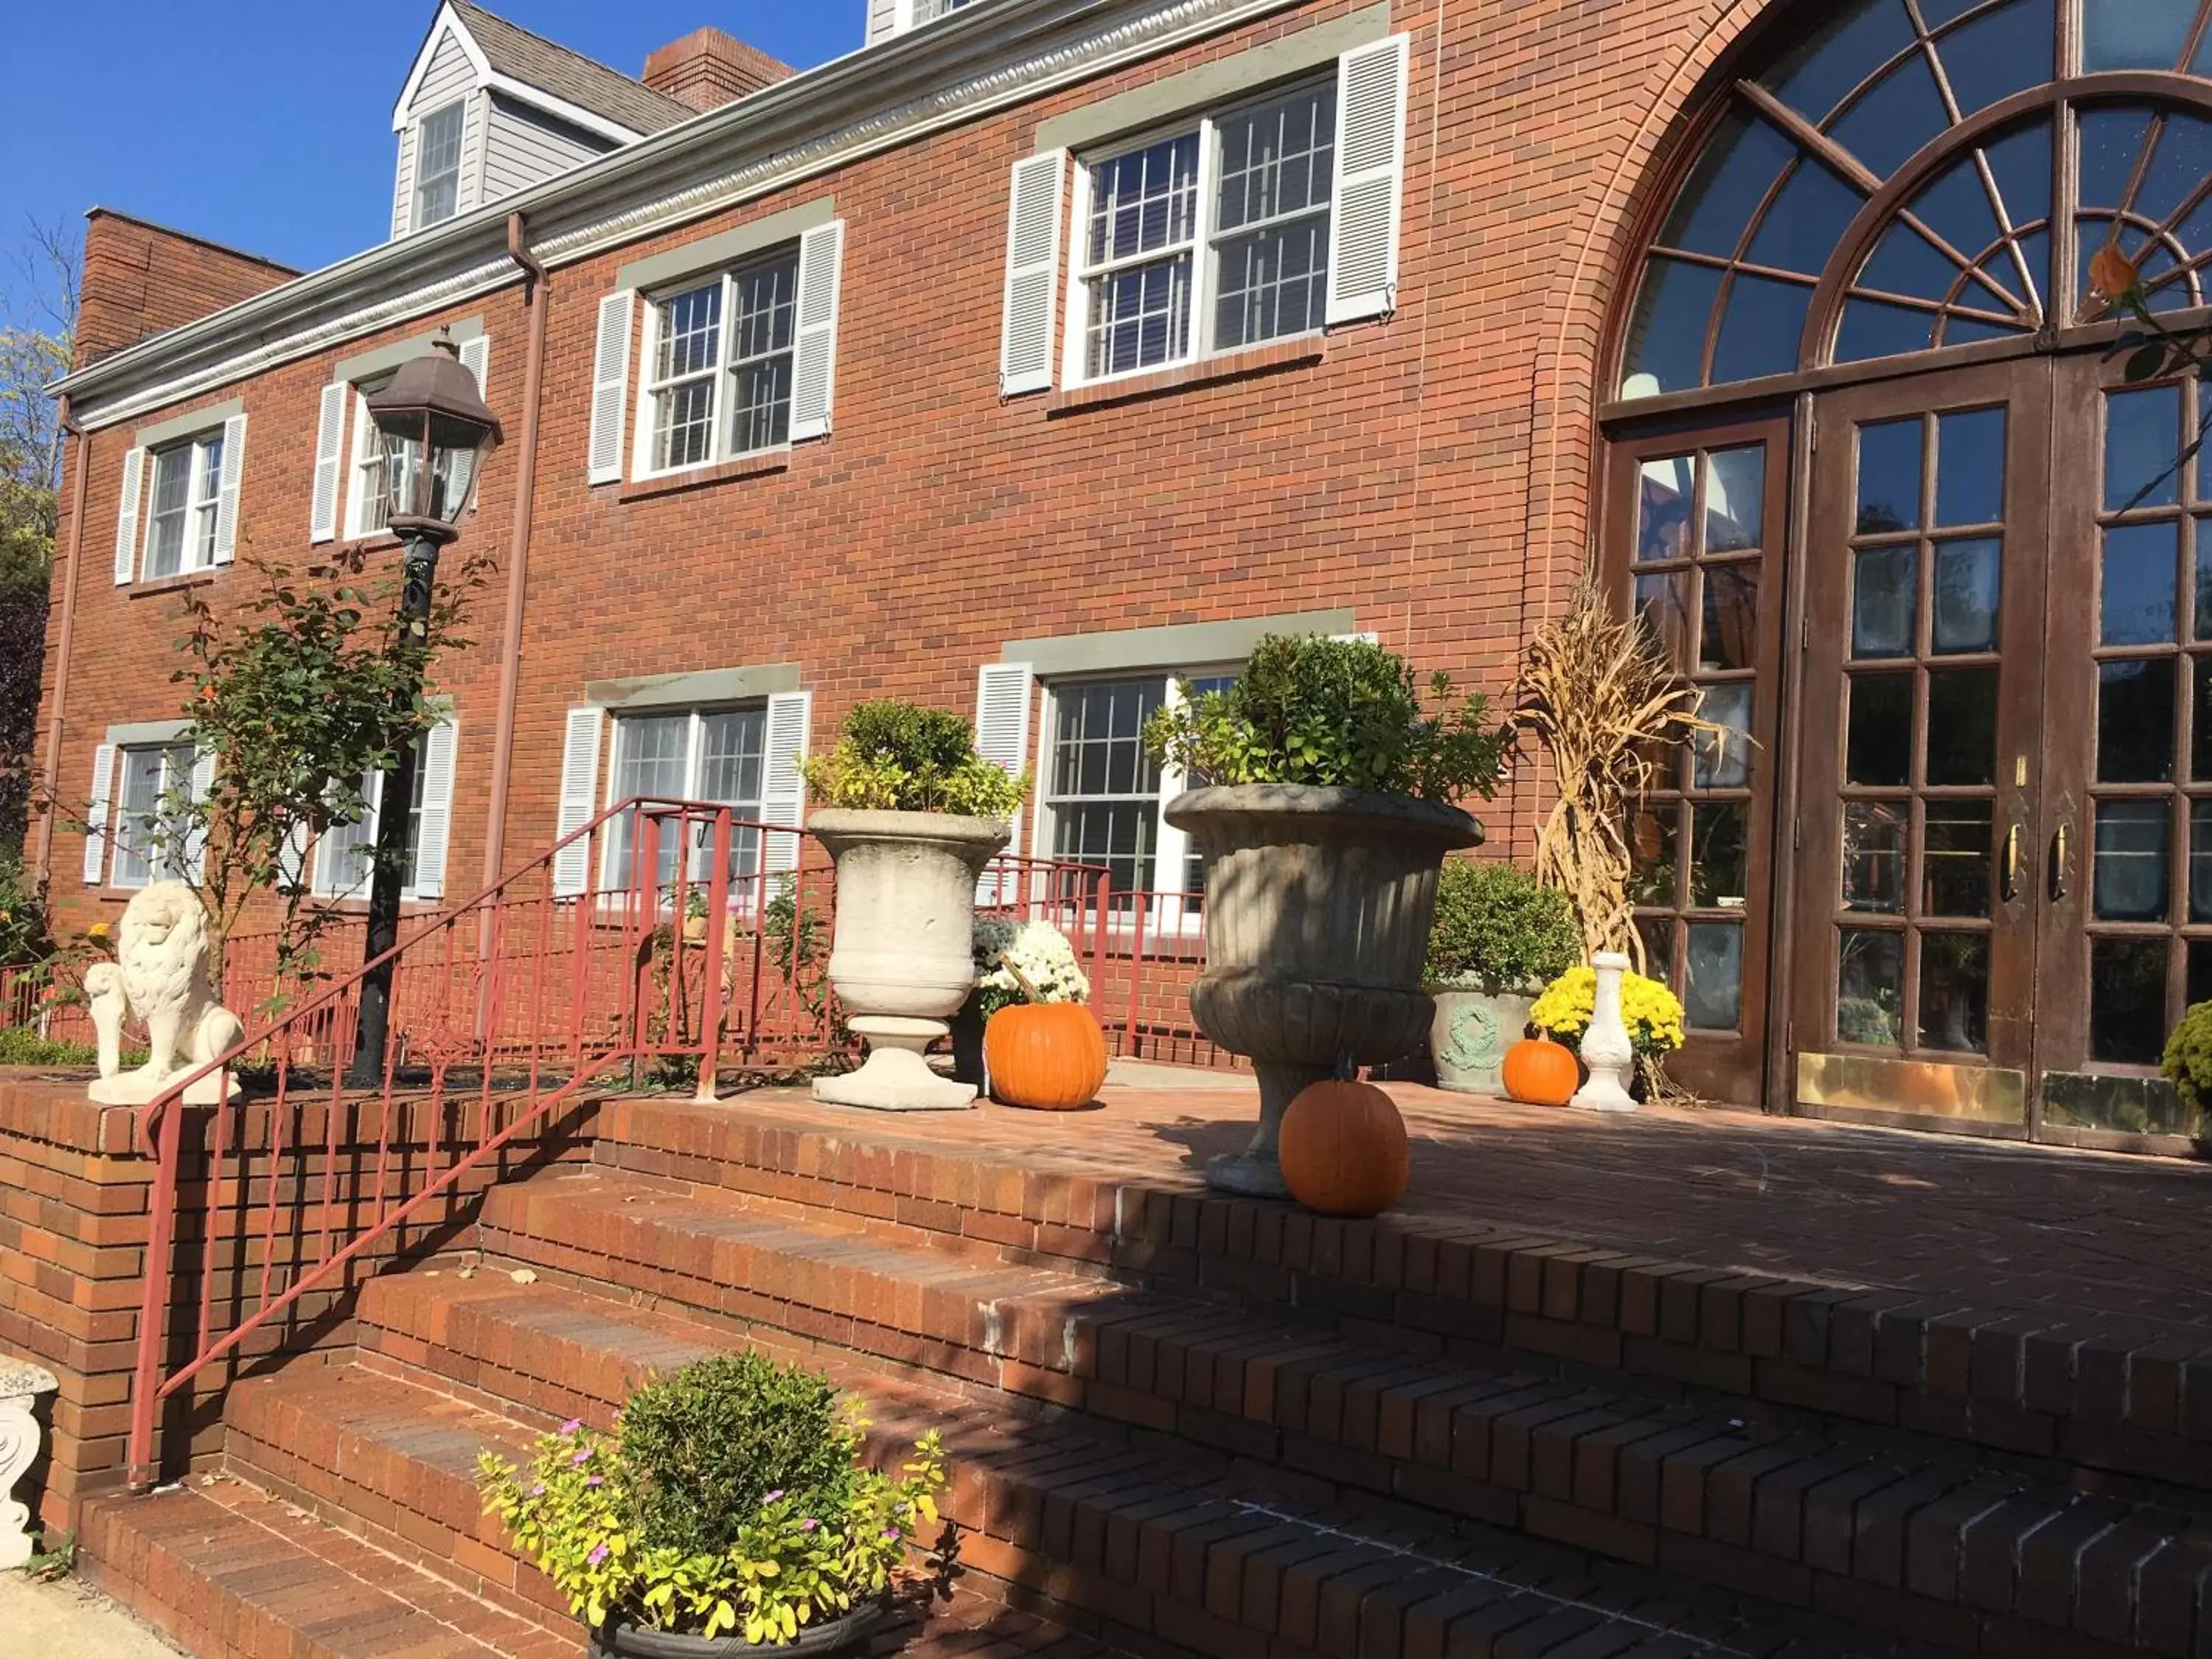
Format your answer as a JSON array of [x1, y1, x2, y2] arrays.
[[985, 1003, 1109, 1110], [1502, 1037, 1579, 1107], [1279, 1078, 1409, 1218]]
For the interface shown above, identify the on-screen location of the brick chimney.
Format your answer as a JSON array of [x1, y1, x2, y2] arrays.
[[642, 28, 793, 114], [76, 209, 298, 367]]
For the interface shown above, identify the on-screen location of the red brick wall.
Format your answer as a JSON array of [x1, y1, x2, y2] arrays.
[[38, 0, 1778, 936], [74, 211, 298, 368]]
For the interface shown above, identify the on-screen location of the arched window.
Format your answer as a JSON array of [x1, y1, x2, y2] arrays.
[[1621, 0, 2212, 399]]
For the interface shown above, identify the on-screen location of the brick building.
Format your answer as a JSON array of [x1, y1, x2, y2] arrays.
[[34, 0, 2212, 1144]]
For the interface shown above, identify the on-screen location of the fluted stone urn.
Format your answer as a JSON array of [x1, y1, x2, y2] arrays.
[[811, 810, 1010, 1112], [1165, 785, 1484, 1196]]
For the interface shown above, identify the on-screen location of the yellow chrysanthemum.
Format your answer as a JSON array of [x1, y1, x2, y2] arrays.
[[1529, 964, 1686, 1055]]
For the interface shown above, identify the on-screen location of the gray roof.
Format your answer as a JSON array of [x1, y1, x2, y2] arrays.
[[449, 1, 694, 136]]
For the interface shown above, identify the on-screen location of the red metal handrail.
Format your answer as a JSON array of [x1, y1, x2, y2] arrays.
[[120, 799, 1118, 1486]]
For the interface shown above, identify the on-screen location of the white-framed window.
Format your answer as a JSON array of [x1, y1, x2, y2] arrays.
[[111, 742, 199, 889], [1034, 671, 1233, 916], [602, 706, 768, 890], [914, 0, 976, 21], [344, 383, 416, 541], [414, 100, 467, 230], [143, 431, 225, 580], [1067, 77, 1335, 386], [311, 719, 459, 902], [637, 248, 801, 478]]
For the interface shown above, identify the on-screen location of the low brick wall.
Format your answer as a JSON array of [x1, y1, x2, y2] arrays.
[[0, 1068, 604, 1533]]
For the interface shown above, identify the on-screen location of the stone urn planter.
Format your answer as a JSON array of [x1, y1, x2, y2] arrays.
[[1427, 980, 1535, 1096], [810, 810, 1010, 1112], [588, 1601, 888, 1658], [1164, 785, 1484, 1196]]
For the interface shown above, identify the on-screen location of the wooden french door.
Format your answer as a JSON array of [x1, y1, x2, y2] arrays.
[[1791, 360, 2055, 1135], [1608, 413, 1793, 1106]]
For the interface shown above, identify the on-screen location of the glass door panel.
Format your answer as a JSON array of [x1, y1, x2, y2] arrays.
[[2037, 359, 2212, 1141], [1793, 360, 2053, 1131]]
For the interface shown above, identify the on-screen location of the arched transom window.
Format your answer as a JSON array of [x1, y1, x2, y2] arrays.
[[1622, 0, 2212, 398]]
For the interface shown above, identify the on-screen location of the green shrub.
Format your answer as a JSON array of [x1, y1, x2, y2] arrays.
[[0, 1026, 103, 1067], [618, 1352, 860, 1559], [479, 1352, 945, 1644], [1425, 862, 1582, 990], [0, 848, 52, 967], [799, 700, 1026, 818], [2163, 1001, 2212, 1115], [1143, 634, 1509, 802]]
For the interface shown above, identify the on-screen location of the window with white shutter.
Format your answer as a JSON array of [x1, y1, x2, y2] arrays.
[[999, 153, 1065, 395], [789, 220, 844, 442], [760, 692, 813, 877], [310, 383, 347, 543], [113, 449, 145, 585], [553, 706, 606, 897], [1326, 35, 1411, 324], [974, 663, 1034, 903], [108, 741, 199, 890], [82, 745, 116, 887], [588, 292, 635, 485], [212, 412, 247, 565], [310, 717, 457, 902]]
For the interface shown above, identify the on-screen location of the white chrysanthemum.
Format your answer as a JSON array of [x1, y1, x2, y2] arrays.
[[971, 918, 1089, 1006]]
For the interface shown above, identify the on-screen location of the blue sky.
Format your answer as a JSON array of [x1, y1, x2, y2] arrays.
[[1, 2, 863, 316]]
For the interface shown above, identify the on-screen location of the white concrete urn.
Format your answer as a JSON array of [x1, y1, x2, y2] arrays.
[[1570, 950, 1638, 1113], [810, 810, 1011, 1112], [0, 1354, 58, 1570], [1165, 785, 1484, 1197]]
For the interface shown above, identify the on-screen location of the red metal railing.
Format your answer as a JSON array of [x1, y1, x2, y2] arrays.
[[120, 799, 1120, 1485]]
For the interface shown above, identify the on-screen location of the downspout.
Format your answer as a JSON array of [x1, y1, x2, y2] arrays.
[[480, 211, 549, 891], [32, 396, 85, 887]]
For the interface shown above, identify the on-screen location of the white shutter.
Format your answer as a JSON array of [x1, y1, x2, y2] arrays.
[[588, 291, 634, 484], [1333, 630, 1381, 644], [212, 412, 248, 565], [459, 334, 489, 392], [310, 383, 347, 543], [410, 720, 459, 900], [83, 745, 116, 887], [974, 662, 1034, 904], [113, 448, 145, 585], [316, 773, 380, 901], [999, 152, 1066, 395], [789, 221, 846, 442], [279, 820, 312, 894], [1326, 34, 1411, 326], [185, 745, 218, 883], [761, 691, 813, 875], [552, 706, 605, 897]]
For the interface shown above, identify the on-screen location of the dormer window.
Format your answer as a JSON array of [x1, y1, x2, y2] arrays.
[[914, 0, 976, 19], [413, 101, 467, 229]]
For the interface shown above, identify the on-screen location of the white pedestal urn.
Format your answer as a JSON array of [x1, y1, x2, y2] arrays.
[[0, 1354, 58, 1571], [1165, 785, 1484, 1197], [1570, 950, 1638, 1113], [810, 810, 1010, 1113]]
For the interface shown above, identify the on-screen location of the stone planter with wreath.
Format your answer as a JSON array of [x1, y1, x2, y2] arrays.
[[800, 702, 1026, 1113], [1148, 635, 1504, 1197]]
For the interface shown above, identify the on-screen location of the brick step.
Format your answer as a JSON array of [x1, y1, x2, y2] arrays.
[[209, 1346, 1885, 1659], [79, 1472, 1135, 1659], [594, 1096, 2212, 1498], [78, 1479, 571, 1658], [462, 1166, 2212, 1656]]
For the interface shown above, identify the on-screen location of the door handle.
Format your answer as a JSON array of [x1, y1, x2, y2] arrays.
[[2051, 822, 2071, 902], [2002, 824, 2023, 902]]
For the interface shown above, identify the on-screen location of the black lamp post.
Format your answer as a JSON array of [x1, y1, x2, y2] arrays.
[[347, 335, 501, 1083]]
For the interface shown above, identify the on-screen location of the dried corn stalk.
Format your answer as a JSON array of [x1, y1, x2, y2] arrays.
[[1513, 579, 1732, 971]]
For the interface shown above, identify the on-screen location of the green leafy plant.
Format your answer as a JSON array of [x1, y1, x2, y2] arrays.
[[0, 846, 50, 966], [800, 700, 1026, 818], [2161, 1001, 2212, 1117], [1142, 635, 1508, 801], [23, 1527, 76, 1583], [1425, 861, 1582, 990], [479, 1354, 945, 1644], [0, 1026, 111, 1067], [169, 549, 488, 995]]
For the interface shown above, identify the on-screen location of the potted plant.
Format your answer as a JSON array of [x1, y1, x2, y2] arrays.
[[799, 701, 1026, 1112], [1528, 960, 1686, 1107], [1146, 635, 1506, 1196], [479, 1352, 947, 1655], [973, 918, 1106, 1110], [1425, 861, 1581, 1095]]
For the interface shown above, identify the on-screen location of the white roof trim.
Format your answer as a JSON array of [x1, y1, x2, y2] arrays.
[[391, 4, 492, 130], [60, 0, 1312, 428]]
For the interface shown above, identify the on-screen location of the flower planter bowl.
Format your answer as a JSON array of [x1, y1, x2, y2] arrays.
[[810, 810, 1011, 1112], [1428, 981, 1535, 1096], [984, 1002, 1109, 1110], [1164, 785, 1484, 1197], [588, 1601, 888, 1658]]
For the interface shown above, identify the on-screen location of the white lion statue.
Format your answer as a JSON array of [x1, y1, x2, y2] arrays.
[[85, 881, 244, 1106]]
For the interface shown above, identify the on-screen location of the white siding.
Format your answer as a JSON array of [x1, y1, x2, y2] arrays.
[[396, 29, 481, 236], [481, 95, 613, 202], [411, 29, 478, 118], [457, 89, 487, 221], [392, 128, 417, 240]]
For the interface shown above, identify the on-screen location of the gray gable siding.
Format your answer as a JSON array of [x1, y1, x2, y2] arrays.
[[394, 29, 484, 237], [482, 94, 614, 202], [412, 29, 479, 118]]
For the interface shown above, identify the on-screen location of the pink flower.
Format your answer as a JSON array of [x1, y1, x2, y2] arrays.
[[764, 1489, 784, 1502], [586, 1475, 604, 1488], [588, 1543, 610, 1566], [529, 1483, 546, 1498], [572, 1447, 593, 1466], [800, 1518, 818, 1531], [560, 1419, 583, 1434]]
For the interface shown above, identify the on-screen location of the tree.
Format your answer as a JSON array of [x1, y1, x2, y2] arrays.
[[161, 547, 490, 1000]]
